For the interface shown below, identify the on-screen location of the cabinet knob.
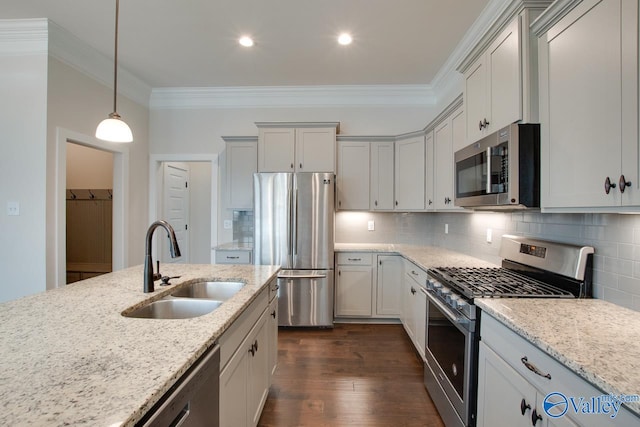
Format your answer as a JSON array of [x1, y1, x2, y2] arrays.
[[619, 175, 632, 193], [299, 163, 303, 169], [338, 200, 342, 207], [290, 163, 294, 169], [410, 287, 416, 295], [444, 197, 451, 204], [271, 310, 276, 319], [604, 176, 617, 194], [520, 399, 531, 416], [395, 200, 398, 206], [375, 200, 378, 206], [479, 120, 484, 131], [531, 408, 542, 426], [428, 199, 432, 205]]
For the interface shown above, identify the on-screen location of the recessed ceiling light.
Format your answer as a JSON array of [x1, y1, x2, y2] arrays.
[[239, 36, 254, 47], [338, 33, 352, 46]]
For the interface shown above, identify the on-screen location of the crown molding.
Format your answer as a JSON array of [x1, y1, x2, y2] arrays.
[[149, 85, 436, 109], [0, 19, 48, 56], [47, 20, 151, 107]]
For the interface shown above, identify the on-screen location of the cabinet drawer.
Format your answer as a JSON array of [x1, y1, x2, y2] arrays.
[[403, 260, 427, 287], [215, 250, 252, 264], [336, 252, 373, 265]]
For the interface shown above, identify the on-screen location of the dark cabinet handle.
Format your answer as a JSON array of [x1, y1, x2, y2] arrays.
[[249, 345, 255, 356], [338, 200, 342, 207], [444, 197, 451, 204], [395, 200, 398, 206], [520, 398, 531, 416], [604, 176, 616, 194], [619, 175, 632, 193], [254, 339, 259, 353], [479, 118, 490, 130], [531, 408, 542, 426], [290, 163, 294, 169], [271, 310, 276, 318], [375, 200, 378, 206], [410, 287, 416, 295], [483, 118, 490, 128], [428, 199, 432, 205], [479, 120, 484, 131], [521, 356, 551, 380], [299, 163, 303, 169]]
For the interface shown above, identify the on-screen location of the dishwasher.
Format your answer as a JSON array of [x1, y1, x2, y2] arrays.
[[137, 343, 220, 427]]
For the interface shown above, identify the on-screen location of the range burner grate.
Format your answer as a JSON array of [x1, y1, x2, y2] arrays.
[[431, 267, 575, 299]]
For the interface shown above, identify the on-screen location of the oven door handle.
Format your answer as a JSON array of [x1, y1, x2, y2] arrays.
[[486, 147, 493, 194], [426, 289, 470, 329]]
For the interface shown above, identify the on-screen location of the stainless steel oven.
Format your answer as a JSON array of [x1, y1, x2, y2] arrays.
[[423, 235, 594, 427], [424, 284, 476, 427]]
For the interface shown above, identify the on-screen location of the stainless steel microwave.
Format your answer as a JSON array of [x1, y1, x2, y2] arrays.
[[454, 123, 540, 210]]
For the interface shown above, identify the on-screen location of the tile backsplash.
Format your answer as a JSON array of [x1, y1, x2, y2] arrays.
[[232, 210, 254, 242], [335, 211, 640, 311]]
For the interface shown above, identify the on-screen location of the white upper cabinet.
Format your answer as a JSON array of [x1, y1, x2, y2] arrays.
[[370, 140, 395, 211], [535, 0, 639, 210], [425, 131, 435, 210], [336, 140, 370, 210], [433, 104, 465, 211], [256, 122, 338, 173], [394, 133, 426, 211], [458, 1, 551, 144], [223, 136, 258, 210]]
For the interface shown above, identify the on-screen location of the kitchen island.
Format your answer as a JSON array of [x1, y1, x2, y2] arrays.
[[0, 263, 279, 426]]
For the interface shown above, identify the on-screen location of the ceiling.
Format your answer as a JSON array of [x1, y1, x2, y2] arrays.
[[3, 0, 492, 89]]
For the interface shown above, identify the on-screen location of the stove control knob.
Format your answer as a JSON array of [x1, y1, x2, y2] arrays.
[[447, 294, 459, 306], [431, 281, 442, 291], [439, 287, 451, 297], [456, 299, 467, 310]]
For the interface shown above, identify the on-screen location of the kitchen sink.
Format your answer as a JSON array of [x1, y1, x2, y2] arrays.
[[171, 281, 245, 301], [124, 298, 222, 319]]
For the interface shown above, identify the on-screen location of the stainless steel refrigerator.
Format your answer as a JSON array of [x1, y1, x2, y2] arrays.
[[253, 172, 334, 327]]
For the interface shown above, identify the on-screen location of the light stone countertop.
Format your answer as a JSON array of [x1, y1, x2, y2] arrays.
[[476, 298, 640, 417], [334, 243, 498, 270], [0, 263, 279, 427]]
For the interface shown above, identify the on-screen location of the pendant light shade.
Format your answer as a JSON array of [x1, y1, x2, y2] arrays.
[[96, 0, 133, 143]]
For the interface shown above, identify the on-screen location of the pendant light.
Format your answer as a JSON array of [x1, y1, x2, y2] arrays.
[[96, 0, 133, 143]]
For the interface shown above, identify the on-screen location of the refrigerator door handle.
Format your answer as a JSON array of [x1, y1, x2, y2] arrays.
[[277, 273, 327, 279], [287, 185, 293, 258], [292, 187, 298, 259]]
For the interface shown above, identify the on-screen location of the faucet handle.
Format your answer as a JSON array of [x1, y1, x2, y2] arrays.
[[160, 275, 181, 286]]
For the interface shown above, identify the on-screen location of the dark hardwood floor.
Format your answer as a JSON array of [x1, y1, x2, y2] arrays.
[[258, 324, 445, 427]]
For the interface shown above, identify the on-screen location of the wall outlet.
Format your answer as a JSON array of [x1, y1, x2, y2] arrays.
[[367, 220, 375, 231], [486, 228, 492, 243], [223, 220, 232, 229], [445, 223, 449, 234], [7, 201, 19, 216]]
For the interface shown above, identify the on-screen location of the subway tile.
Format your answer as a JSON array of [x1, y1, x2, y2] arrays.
[[601, 287, 636, 311], [618, 275, 640, 295]]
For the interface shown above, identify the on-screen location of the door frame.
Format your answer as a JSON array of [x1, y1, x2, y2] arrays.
[[149, 154, 219, 263], [53, 127, 129, 288]]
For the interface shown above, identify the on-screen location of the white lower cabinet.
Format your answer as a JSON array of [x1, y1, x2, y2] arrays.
[[335, 253, 373, 317], [375, 255, 403, 317], [219, 285, 275, 427], [478, 313, 639, 427], [267, 296, 278, 379], [402, 260, 427, 361]]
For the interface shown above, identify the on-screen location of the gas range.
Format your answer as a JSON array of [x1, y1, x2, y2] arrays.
[[423, 235, 594, 427]]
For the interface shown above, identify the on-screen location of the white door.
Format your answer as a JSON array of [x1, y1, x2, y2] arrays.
[[163, 162, 189, 263]]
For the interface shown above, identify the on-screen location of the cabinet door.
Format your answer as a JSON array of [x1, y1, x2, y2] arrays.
[[465, 55, 487, 144], [295, 127, 336, 172], [337, 141, 370, 210], [220, 339, 249, 427], [401, 273, 416, 341], [267, 297, 278, 379], [487, 18, 521, 134], [395, 136, 425, 210], [370, 141, 395, 210], [540, 0, 624, 208], [335, 266, 373, 316], [434, 106, 465, 211], [226, 141, 257, 209], [258, 128, 295, 172], [376, 255, 403, 317], [425, 131, 435, 210], [413, 284, 426, 360], [477, 342, 535, 427], [248, 314, 270, 427]]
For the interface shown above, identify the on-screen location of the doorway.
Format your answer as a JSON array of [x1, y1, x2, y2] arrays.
[[65, 143, 114, 283], [149, 155, 218, 264]]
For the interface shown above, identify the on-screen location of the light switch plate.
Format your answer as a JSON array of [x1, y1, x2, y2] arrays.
[[445, 224, 449, 234], [486, 228, 492, 243], [223, 220, 232, 229], [367, 220, 375, 231], [7, 201, 19, 216]]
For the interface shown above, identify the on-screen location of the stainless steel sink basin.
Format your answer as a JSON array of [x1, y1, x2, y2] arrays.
[[124, 298, 222, 319], [171, 281, 245, 301]]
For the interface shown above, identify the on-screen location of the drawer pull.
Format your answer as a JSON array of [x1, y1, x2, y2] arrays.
[[226, 256, 240, 259], [411, 270, 419, 276], [347, 258, 362, 261], [521, 356, 551, 380]]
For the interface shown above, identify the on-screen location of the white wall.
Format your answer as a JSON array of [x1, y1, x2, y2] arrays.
[[0, 51, 49, 303], [66, 143, 114, 189]]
